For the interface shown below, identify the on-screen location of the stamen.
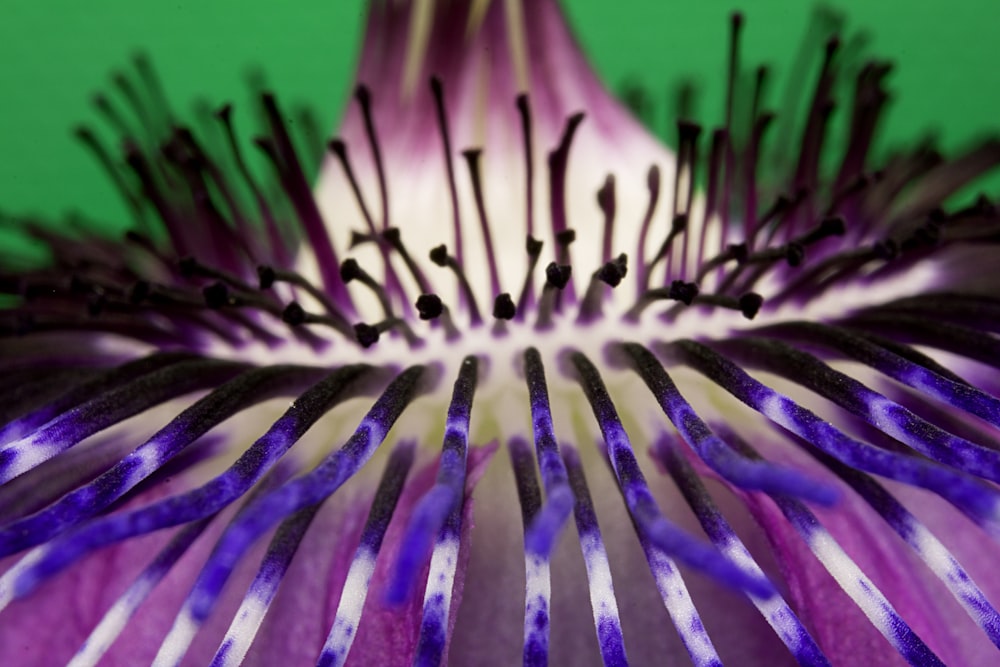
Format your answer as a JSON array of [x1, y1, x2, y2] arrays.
[[516, 94, 535, 239], [624, 280, 699, 322], [215, 104, 290, 266], [415, 293, 461, 340], [429, 244, 483, 326], [667, 122, 700, 278], [567, 351, 773, 596], [258, 265, 354, 337], [318, 441, 416, 667], [534, 262, 572, 331], [329, 132, 409, 312], [547, 113, 585, 303], [462, 149, 502, 297], [281, 301, 357, 342], [257, 94, 354, 311], [430, 77, 465, 274], [327, 139, 378, 234], [597, 175, 616, 265], [353, 85, 390, 231], [515, 236, 544, 322], [74, 127, 148, 230], [340, 258, 420, 347], [633, 165, 662, 293], [577, 254, 627, 324]]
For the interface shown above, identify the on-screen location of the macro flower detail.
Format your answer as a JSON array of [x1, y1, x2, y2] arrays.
[[3, 0, 1000, 665]]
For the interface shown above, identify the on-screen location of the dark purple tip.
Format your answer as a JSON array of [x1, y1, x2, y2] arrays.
[[545, 262, 572, 289], [429, 245, 449, 267], [257, 265, 276, 289], [340, 258, 362, 283], [354, 323, 380, 348], [282, 301, 306, 326], [493, 293, 516, 320], [739, 293, 764, 320], [416, 294, 444, 320], [668, 280, 699, 305], [203, 282, 229, 309]]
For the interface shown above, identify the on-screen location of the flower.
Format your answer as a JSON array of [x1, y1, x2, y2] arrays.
[[2, 0, 1000, 665]]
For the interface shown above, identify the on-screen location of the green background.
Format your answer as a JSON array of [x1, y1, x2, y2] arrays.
[[1, 0, 998, 245]]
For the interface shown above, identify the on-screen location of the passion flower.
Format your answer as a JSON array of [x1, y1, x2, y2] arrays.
[[2, 1, 1000, 666]]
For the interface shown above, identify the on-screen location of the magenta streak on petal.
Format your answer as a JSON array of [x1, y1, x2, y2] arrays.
[[651, 436, 831, 666], [318, 441, 416, 667], [568, 350, 774, 597]]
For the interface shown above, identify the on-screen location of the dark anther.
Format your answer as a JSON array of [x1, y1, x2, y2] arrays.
[[672, 213, 688, 233], [340, 258, 363, 283], [429, 245, 449, 267], [730, 243, 749, 264], [556, 229, 577, 247], [545, 262, 572, 289], [526, 236, 543, 256], [493, 293, 516, 320], [416, 294, 444, 321], [739, 293, 764, 319], [872, 239, 899, 260], [129, 281, 151, 304], [202, 282, 230, 309], [178, 256, 198, 277], [819, 216, 846, 237], [282, 302, 306, 326], [668, 280, 699, 305], [257, 265, 276, 290], [354, 322, 380, 348], [597, 254, 628, 287], [786, 243, 806, 267]]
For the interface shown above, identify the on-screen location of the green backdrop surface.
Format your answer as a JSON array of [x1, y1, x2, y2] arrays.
[[2, 0, 998, 240]]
